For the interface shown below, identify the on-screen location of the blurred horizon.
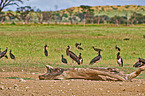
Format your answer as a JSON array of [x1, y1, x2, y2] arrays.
[[3, 0, 145, 11]]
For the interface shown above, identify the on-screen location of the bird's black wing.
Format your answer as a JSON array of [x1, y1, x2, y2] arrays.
[[0, 51, 7, 58], [78, 46, 83, 50], [62, 58, 67, 64], [10, 53, 15, 59], [90, 55, 101, 64], [44, 50, 48, 56], [69, 51, 80, 65]]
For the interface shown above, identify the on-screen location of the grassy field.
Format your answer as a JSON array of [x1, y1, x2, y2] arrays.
[[0, 24, 145, 74]]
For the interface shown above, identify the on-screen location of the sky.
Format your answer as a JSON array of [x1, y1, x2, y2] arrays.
[[3, 0, 145, 11]]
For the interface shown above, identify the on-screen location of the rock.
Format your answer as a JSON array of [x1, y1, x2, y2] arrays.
[[7, 87, 12, 90], [122, 89, 126, 91], [98, 88, 103, 91], [107, 90, 110, 93], [25, 87, 29, 89], [119, 83, 123, 86], [0, 82, 4, 85], [0, 86, 4, 90], [14, 84, 18, 89], [19, 78, 26, 82]]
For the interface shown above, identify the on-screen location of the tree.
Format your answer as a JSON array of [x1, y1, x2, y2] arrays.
[[35, 8, 43, 24], [57, 10, 65, 24], [16, 6, 34, 24], [66, 7, 74, 24], [80, 5, 92, 27], [0, 0, 23, 23], [0, 0, 23, 13]]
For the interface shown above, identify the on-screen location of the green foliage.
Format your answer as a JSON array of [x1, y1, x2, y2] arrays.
[[4, 77, 35, 80]]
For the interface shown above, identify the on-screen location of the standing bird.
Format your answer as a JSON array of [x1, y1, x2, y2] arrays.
[[78, 53, 83, 64], [92, 46, 102, 51], [0, 48, 8, 59], [75, 43, 83, 50], [89, 50, 101, 65], [115, 45, 120, 52], [66, 46, 80, 65], [44, 44, 48, 56], [9, 50, 15, 60], [0, 47, 8, 59], [61, 55, 67, 64], [117, 52, 123, 67]]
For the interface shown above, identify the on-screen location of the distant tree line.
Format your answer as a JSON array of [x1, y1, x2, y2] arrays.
[[0, 3, 145, 25]]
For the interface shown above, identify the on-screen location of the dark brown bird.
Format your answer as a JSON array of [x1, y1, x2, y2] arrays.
[[89, 50, 101, 65], [75, 43, 81, 47], [115, 45, 120, 52], [0, 48, 8, 59], [0, 47, 8, 59], [123, 38, 130, 40], [75, 43, 83, 50], [66, 46, 80, 65], [61, 55, 67, 64], [44, 44, 48, 56], [133, 61, 142, 67], [117, 52, 123, 67], [138, 58, 145, 66], [92, 46, 102, 51], [9, 50, 15, 60], [78, 53, 83, 64]]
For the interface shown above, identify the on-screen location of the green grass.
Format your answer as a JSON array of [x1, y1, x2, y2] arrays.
[[3, 77, 35, 80], [0, 24, 145, 74]]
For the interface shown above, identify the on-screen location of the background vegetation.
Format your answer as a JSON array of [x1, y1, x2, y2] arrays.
[[1, 5, 145, 25]]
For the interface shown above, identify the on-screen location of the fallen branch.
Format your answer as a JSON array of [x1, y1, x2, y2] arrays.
[[39, 65, 145, 82]]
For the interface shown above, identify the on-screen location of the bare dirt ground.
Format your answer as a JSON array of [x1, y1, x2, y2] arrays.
[[0, 67, 145, 96]]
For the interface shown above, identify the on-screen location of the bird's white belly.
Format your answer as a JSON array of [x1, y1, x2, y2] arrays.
[[117, 58, 121, 63]]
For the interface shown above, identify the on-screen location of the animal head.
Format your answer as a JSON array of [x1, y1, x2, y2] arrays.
[[67, 45, 70, 49]]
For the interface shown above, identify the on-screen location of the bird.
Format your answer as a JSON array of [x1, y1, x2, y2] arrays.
[[0, 48, 8, 59], [75, 43, 83, 50], [0, 47, 8, 59], [75, 43, 81, 47], [78, 53, 83, 64], [92, 46, 102, 51], [115, 45, 120, 52], [138, 58, 145, 66], [9, 50, 15, 60], [133, 61, 142, 67], [61, 55, 67, 64], [89, 50, 101, 65], [123, 38, 130, 40], [116, 52, 123, 67], [44, 44, 48, 56], [66, 45, 80, 65]]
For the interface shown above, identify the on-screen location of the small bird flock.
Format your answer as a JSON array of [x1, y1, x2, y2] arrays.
[[60, 43, 145, 67], [1, 43, 144, 68], [0, 47, 15, 60]]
